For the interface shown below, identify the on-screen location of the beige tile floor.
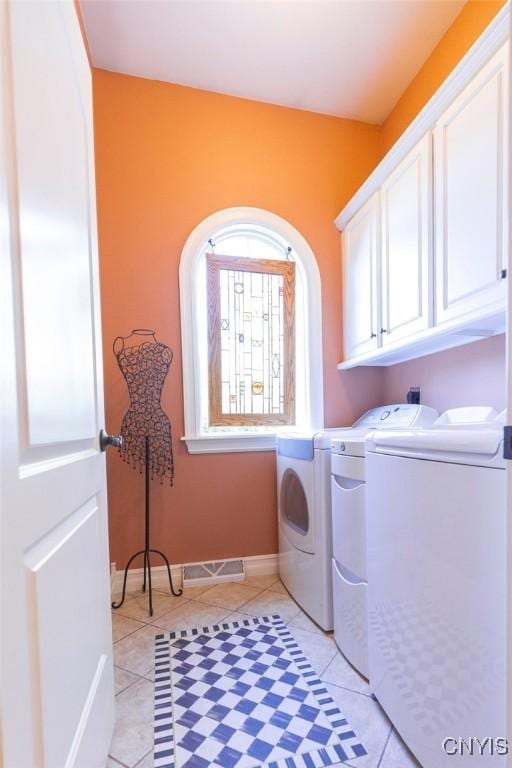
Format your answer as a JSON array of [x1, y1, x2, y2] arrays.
[[107, 576, 421, 768]]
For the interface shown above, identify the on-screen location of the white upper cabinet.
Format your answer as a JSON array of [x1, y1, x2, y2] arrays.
[[342, 193, 380, 360], [380, 132, 433, 345], [336, 17, 509, 368], [434, 43, 509, 325]]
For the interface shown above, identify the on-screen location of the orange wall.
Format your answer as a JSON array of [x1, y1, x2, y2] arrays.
[[380, 0, 505, 154], [95, 0, 506, 569], [94, 70, 383, 567]]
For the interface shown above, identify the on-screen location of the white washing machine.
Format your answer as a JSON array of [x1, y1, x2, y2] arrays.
[[276, 405, 437, 632], [366, 407, 506, 768], [330, 404, 438, 678]]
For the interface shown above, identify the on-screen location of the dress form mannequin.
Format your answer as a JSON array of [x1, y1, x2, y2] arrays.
[[113, 329, 174, 484], [111, 328, 182, 615]]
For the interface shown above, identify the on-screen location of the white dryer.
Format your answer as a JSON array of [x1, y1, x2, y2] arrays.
[[330, 404, 438, 677], [277, 428, 343, 631], [366, 407, 506, 768]]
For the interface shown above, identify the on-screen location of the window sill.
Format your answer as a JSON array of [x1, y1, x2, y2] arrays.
[[182, 433, 278, 454]]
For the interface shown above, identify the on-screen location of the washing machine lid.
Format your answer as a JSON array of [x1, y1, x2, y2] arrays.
[[367, 407, 504, 466], [331, 404, 439, 457], [277, 404, 438, 457]]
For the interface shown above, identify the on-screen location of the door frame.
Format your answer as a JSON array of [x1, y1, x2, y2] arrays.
[[507, 13, 512, 763]]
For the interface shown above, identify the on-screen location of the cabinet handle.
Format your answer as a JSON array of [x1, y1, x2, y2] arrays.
[[501, 269, 507, 280], [370, 332, 377, 338], [380, 328, 388, 334]]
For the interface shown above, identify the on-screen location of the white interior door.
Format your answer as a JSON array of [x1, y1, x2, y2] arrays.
[[380, 132, 433, 345], [0, 2, 114, 767]]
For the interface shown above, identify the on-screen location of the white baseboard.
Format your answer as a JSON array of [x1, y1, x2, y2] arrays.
[[110, 553, 278, 597], [244, 553, 278, 577]]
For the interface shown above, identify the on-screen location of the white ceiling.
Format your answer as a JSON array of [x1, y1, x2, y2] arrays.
[[80, 0, 466, 124]]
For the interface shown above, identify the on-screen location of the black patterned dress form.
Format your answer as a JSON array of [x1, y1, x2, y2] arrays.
[[114, 331, 174, 485]]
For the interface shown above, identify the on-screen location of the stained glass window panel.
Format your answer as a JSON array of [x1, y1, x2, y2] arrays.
[[219, 267, 284, 415], [208, 254, 295, 426]]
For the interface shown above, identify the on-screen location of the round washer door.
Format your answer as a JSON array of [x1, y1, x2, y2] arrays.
[[279, 466, 315, 554]]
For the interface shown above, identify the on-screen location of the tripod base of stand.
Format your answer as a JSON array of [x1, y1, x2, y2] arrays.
[[111, 548, 183, 617]]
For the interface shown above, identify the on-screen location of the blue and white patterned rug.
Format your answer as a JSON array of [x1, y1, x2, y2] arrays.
[[153, 614, 366, 768]]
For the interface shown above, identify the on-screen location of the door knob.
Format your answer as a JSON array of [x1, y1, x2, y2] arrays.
[[99, 429, 123, 451]]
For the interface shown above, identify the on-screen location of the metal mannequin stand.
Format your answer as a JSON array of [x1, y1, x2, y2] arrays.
[[110, 329, 181, 616], [111, 436, 182, 616]]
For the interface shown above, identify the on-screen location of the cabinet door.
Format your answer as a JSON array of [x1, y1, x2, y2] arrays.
[[342, 193, 380, 360], [434, 43, 509, 325], [380, 133, 433, 345]]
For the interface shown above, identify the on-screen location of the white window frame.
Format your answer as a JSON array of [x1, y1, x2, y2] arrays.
[[179, 207, 323, 453]]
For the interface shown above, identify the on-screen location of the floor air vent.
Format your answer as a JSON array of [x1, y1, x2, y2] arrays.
[[183, 559, 245, 587]]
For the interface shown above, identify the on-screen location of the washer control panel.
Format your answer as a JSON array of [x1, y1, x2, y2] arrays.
[[354, 404, 437, 429]]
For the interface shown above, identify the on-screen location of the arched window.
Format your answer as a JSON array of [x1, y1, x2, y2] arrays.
[[180, 207, 323, 453]]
